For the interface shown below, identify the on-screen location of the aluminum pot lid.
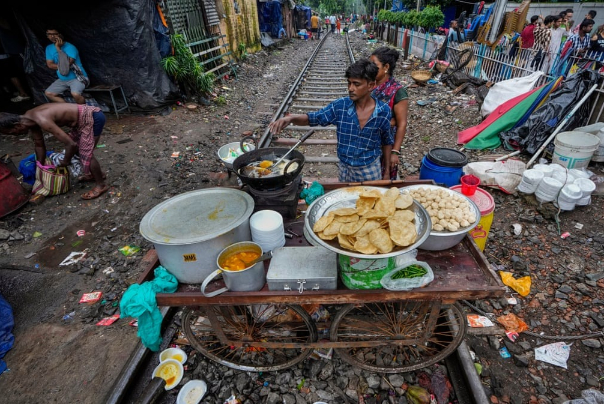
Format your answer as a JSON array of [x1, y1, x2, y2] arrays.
[[140, 188, 254, 245], [426, 148, 468, 167]]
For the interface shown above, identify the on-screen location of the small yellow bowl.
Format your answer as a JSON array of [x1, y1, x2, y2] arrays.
[[160, 347, 187, 364], [152, 359, 183, 390]]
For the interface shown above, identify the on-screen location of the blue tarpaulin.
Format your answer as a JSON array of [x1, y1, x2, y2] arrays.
[[0, 293, 14, 375], [260, 1, 284, 38]]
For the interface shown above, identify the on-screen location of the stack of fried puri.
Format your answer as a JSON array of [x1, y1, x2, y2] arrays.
[[312, 187, 418, 254]]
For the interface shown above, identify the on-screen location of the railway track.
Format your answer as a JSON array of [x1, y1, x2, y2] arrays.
[[258, 32, 356, 180]]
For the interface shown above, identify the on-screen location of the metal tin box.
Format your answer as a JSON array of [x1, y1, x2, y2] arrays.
[[267, 247, 337, 292]]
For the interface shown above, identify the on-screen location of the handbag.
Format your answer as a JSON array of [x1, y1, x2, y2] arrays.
[[32, 159, 70, 196]]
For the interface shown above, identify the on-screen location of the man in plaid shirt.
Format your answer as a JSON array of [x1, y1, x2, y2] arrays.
[[269, 59, 392, 182], [567, 19, 595, 56]]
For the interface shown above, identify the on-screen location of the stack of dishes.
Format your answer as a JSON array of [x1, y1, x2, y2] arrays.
[[574, 178, 596, 206], [569, 168, 591, 180], [555, 184, 582, 211], [533, 164, 554, 178], [517, 169, 544, 194], [250, 210, 285, 252], [535, 177, 563, 203], [551, 170, 575, 185]]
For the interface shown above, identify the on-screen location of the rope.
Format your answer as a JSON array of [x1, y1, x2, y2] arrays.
[[462, 300, 604, 341]]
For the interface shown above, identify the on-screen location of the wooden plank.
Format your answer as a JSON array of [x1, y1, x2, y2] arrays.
[[273, 138, 337, 145], [186, 34, 226, 47], [305, 157, 339, 163], [205, 62, 228, 74], [193, 43, 228, 58], [200, 51, 232, 66]]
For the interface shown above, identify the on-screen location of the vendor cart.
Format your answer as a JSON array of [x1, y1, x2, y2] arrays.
[[137, 181, 506, 374]]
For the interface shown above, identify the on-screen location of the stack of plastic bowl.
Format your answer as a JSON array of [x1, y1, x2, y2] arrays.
[[551, 170, 575, 185], [555, 184, 582, 211], [574, 178, 596, 206], [517, 169, 544, 194], [569, 168, 591, 180], [535, 177, 563, 203], [533, 163, 554, 178], [250, 210, 285, 252]]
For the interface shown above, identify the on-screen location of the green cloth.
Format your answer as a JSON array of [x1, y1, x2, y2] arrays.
[[300, 181, 325, 205], [464, 89, 543, 150], [120, 266, 178, 351]]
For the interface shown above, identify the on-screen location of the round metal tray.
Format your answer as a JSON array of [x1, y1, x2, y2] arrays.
[[304, 186, 432, 259]]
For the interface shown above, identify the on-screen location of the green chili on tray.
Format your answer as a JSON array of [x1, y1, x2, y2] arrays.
[[391, 264, 427, 279]]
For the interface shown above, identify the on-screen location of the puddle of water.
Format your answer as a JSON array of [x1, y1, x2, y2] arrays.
[[37, 212, 104, 269]]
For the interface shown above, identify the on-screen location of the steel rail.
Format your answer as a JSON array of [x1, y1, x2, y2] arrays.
[[258, 33, 355, 148]]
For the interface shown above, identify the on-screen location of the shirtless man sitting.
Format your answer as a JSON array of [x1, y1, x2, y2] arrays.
[[0, 103, 108, 200]]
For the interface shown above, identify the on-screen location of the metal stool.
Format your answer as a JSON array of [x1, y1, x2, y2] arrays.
[[83, 85, 130, 119]]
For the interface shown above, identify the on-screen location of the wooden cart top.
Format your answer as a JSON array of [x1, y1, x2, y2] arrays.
[[138, 223, 506, 307]]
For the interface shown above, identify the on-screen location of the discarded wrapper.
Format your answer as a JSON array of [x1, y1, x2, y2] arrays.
[[77, 230, 85, 237], [96, 314, 120, 326], [561, 232, 571, 239], [499, 347, 511, 358], [79, 291, 102, 304], [119, 245, 140, 256], [535, 342, 571, 369], [467, 314, 494, 328], [506, 331, 519, 342], [129, 319, 138, 327], [59, 251, 88, 266], [171, 152, 180, 158]]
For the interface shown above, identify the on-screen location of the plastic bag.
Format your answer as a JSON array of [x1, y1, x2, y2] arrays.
[[563, 389, 604, 404], [499, 271, 531, 296], [380, 261, 434, 291], [497, 313, 529, 333], [300, 181, 324, 205]]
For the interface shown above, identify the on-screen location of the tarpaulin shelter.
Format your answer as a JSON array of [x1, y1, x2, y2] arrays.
[[259, 1, 285, 38], [8, 0, 178, 111], [294, 5, 311, 30], [500, 70, 600, 154]]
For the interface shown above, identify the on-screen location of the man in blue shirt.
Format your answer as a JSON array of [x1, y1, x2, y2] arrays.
[[268, 59, 393, 182], [44, 29, 88, 104]]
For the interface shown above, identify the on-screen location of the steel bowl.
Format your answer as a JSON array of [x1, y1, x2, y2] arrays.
[[304, 186, 431, 259], [402, 185, 481, 251], [216, 141, 255, 170]]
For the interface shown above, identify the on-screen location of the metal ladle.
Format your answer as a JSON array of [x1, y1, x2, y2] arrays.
[[269, 129, 315, 170]]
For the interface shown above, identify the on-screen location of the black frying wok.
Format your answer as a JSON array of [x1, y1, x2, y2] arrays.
[[232, 148, 305, 190]]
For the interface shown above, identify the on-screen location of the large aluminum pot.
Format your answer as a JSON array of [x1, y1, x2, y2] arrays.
[[140, 188, 255, 284]]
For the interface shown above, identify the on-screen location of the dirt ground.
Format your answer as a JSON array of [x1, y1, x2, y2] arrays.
[[1, 31, 604, 404]]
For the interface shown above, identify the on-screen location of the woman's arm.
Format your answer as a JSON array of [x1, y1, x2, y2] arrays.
[[390, 98, 408, 169]]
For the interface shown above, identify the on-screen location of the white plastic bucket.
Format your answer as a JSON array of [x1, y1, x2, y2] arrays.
[[552, 131, 600, 169]]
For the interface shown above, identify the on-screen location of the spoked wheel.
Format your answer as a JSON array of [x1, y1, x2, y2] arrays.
[[182, 304, 317, 372], [330, 301, 466, 373]]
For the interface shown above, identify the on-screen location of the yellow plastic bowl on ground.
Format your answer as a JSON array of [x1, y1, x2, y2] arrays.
[[450, 186, 495, 251]]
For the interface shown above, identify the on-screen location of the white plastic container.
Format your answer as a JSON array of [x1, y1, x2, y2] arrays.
[[592, 128, 604, 162], [535, 177, 563, 202], [552, 131, 600, 169], [160, 347, 187, 364], [517, 169, 544, 194], [250, 210, 285, 252], [533, 163, 554, 177]]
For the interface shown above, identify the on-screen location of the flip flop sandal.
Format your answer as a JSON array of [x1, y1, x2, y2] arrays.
[[81, 185, 109, 200]]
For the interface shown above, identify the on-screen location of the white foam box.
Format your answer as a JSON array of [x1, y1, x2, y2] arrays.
[[267, 247, 337, 292]]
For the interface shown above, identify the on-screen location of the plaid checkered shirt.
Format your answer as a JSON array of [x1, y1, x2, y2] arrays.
[[307, 96, 392, 167], [567, 33, 591, 54]]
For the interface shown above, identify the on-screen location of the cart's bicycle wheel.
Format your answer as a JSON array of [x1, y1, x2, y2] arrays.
[[330, 301, 466, 373], [182, 304, 317, 372]]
